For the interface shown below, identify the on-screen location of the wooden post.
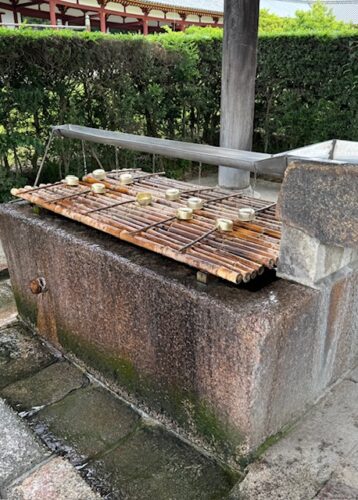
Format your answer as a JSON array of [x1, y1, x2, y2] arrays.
[[49, 0, 57, 27], [219, 0, 260, 189], [142, 17, 148, 35], [142, 8, 149, 36], [99, 7, 106, 32]]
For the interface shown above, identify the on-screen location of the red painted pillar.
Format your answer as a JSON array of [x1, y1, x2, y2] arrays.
[[142, 16, 148, 35], [49, 0, 57, 27], [99, 7, 106, 33]]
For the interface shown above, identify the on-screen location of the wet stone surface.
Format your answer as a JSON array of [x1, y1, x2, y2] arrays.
[[0, 399, 49, 489], [86, 425, 237, 500], [30, 385, 141, 463], [0, 322, 54, 390], [1, 361, 89, 412], [0, 283, 239, 499]]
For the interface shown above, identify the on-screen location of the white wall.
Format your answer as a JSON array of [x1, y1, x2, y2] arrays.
[[1, 10, 16, 26]]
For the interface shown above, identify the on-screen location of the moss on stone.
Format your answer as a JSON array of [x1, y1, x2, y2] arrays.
[[255, 423, 293, 459], [57, 327, 243, 461], [12, 289, 37, 326], [238, 424, 294, 469], [194, 401, 239, 449], [32, 205, 41, 216], [58, 328, 142, 393]]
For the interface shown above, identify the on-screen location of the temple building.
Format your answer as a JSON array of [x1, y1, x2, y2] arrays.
[[0, 1, 356, 34], [0, 0, 223, 33]]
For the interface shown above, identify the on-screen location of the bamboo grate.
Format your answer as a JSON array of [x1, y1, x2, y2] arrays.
[[12, 169, 281, 284]]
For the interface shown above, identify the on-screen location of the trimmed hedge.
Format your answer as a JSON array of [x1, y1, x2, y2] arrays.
[[0, 28, 357, 200]]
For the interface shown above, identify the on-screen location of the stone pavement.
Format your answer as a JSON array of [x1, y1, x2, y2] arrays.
[[0, 274, 101, 500], [230, 367, 358, 500], [0, 394, 99, 499]]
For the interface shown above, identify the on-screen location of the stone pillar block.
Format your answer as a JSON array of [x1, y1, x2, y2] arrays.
[[278, 226, 357, 288], [277, 160, 358, 287]]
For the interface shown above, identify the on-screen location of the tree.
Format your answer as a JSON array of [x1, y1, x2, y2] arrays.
[[259, 1, 354, 35]]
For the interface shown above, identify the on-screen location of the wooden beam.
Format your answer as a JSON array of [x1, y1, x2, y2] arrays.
[[219, 0, 260, 189], [0, 2, 48, 19], [17, 0, 44, 7]]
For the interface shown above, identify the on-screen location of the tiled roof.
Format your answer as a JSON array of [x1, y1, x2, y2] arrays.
[[139, 0, 223, 15], [157, 0, 223, 10], [134, 1, 309, 17]]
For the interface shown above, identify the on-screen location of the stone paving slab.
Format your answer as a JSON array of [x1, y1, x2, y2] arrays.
[[0, 279, 17, 326], [231, 377, 358, 500], [0, 399, 49, 490], [87, 425, 237, 500], [316, 445, 358, 499], [0, 323, 54, 390], [1, 361, 89, 412], [30, 385, 141, 462], [348, 366, 358, 382], [5, 457, 100, 500]]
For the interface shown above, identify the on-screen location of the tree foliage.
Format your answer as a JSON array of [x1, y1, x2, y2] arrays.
[[259, 1, 355, 34], [0, 8, 356, 200]]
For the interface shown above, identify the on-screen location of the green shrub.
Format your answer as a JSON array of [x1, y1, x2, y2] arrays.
[[0, 24, 356, 200]]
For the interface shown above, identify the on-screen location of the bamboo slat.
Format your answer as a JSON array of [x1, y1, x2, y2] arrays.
[[12, 169, 281, 284]]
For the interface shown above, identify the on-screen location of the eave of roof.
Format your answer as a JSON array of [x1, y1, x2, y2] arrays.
[[116, 0, 223, 17]]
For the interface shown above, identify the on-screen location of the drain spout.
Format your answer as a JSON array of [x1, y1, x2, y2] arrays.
[[29, 277, 47, 295]]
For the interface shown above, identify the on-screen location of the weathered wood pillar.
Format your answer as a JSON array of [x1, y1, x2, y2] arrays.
[[219, 0, 260, 189]]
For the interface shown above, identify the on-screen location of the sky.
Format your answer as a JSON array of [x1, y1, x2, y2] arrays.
[[152, 1, 357, 23], [261, 0, 310, 16]]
